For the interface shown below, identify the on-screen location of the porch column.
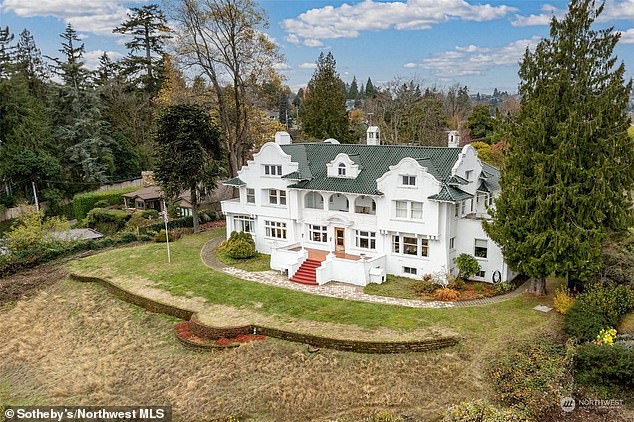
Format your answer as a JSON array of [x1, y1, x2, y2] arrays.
[[347, 194, 355, 214]]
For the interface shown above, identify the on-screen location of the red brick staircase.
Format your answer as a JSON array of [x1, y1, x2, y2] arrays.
[[290, 259, 321, 285]]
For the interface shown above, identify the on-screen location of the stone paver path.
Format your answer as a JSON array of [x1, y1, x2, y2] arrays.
[[201, 239, 528, 309]]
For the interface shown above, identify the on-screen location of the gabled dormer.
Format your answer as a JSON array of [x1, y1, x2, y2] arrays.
[[326, 153, 361, 179]]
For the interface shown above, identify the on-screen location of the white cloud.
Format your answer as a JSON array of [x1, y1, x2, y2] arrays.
[[299, 62, 317, 70], [620, 28, 634, 44], [282, 0, 516, 45], [512, 1, 634, 27], [403, 62, 417, 68], [409, 36, 541, 77], [303, 38, 324, 48], [0, 0, 146, 35], [273, 62, 292, 71], [83, 49, 123, 70]]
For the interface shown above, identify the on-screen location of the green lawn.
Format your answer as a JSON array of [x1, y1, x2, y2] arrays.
[[69, 230, 553, 340], [364, 274, 422, 300], [216, 247, 271, 272]]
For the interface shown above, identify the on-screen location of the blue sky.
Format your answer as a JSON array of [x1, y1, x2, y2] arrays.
[[1, 0, 633, 94]]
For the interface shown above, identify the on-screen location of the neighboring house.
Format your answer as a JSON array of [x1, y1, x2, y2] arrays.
[[51, 228, 104, 242], [124, 171, 231, 217], [221, 130, 517, 287]]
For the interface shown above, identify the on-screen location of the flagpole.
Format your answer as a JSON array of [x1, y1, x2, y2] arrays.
[[162, 201, 171, 264]]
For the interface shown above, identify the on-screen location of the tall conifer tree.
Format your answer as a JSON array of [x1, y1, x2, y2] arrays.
[[300, 52, 349, 142], [484, 0, 634, 295]]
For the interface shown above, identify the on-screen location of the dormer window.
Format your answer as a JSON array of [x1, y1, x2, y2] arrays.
[[465, 170, 473, 181], [338, 163, 347, 176], [402, 175, 416, 186], [264, 164, 282, 176]]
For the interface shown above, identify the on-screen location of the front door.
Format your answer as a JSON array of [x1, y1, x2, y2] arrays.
[[335, 227, 345, 253]]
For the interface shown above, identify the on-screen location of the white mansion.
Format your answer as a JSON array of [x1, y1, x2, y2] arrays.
[[221, 129, 517, 286]]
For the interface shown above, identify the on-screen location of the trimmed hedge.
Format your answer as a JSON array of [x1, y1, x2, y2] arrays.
[[575, 343, 634, 387], [86, 208, 132, 235], [72, 186, 138, 220], [137, 211, 216, 235]]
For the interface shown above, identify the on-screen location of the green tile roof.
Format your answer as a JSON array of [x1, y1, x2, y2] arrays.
[[447, 174, 469, 185], [281, 171, 303, 179], [281, 143, 464, 195], [428, 185, 474, 203], [223, 177, 245, 186]]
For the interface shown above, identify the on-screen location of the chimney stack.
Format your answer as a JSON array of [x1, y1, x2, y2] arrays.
[[366, 126, 380, 145], [448, 130, 460, 148], [274, 131, 292, 145], [141, 171, 155, 187]]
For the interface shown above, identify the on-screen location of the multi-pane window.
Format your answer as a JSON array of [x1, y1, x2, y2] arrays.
[[246, 188, 255, 204], [268, 189, 286, 206], [461, 201, 467, 215], [392, 235, 400, 253], [449, 237, 455, 250], [309, 225, 327, 243], [395, 201, 408, 218], [476, 270, 486, 278], [264, 164, 282, 176], [403, 236, 418, 255], [403, 266, 417, 275], [265, 220, 287, 239], [402, 175, 416, 186], [410, 202, 423, 219], [455, 203, 460, 217], [234, 216, 254, 233], [421, 239, 429, 257], [474, 239, 488, 258], [355, 230, 376, 249], [338, 163, 346, 176]]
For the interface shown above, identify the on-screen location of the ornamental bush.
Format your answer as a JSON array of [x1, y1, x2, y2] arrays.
[[433, 288, 460, 302], [222, 231, 256, 259], [553, 288, 575, 314], [72, 186, 138, 220], [564, 285, 634, 341], [454, 253, 480, 280], [443, 400, 528, 422], [575, 343, 634, 387]]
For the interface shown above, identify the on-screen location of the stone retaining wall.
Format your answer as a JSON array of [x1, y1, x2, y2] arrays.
[[71, 273, 460, 354]]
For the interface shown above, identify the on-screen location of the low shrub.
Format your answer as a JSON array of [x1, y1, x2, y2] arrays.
[[365, 412, 404, 422], [489, 334, 574, 418], [448, 277, 466, 290], [221, 231, 256, 259], [433, 288, 460, 302], [422, 273, 433, 283], [93, 200, 110, 208], [494, 281, 514, 295], [153, 230, 168, 242], [575, 343, 634, 387], [554, 288, 575, 314], [411, 280, 437, 295], [443, 400, 528, 422], [564, 285, 634, 341], [454, 253, 480, 279], [140, 209, 159, 219]]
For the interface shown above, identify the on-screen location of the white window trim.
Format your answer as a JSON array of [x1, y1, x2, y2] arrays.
[[234, 215, 255, 233], [393, 200, 424, 221], [474, 238, 488, 260], [391, 235, 430, 258], [263, 164, 283, 176], [267, 189, 287, 207], [246, 188, 255, 204], [308, 224, 328, 243], [265, 220, 287, 239], [354, 230, 377, 250]]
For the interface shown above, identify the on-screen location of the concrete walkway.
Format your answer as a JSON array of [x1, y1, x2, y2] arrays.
[[201, 239, 528, 309]]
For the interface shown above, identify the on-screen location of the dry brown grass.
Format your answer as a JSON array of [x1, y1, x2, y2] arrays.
[[0, 279, 494, 421]]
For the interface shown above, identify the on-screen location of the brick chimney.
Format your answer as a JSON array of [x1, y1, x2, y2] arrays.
[[141, 171, 155, 187]]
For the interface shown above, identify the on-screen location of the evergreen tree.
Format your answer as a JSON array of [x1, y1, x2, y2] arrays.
[[95, 52, 117, 86], [359, 83, 365, 99], [154, 104, 223, 233], [348, 76, 359, 99], [0, 26, 15, 79], [484, 0, 634, 295], [114, 4, 172, 94], [15, 30, 47, 95], [300, 52, 349, 142], [365, 77, 375, 97], [467, 104, 494, 142], [50, 24, 87, 90], [278, 91, 289, 127]]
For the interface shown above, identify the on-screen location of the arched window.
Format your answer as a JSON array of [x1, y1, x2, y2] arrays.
[[354, 196, 376, 215], [338, 162, 347, 176], [329, 193, 349, 212], [304, 191, 324, 209]]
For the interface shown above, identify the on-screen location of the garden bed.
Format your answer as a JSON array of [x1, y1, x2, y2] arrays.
[[364, 274, 523, 302]]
